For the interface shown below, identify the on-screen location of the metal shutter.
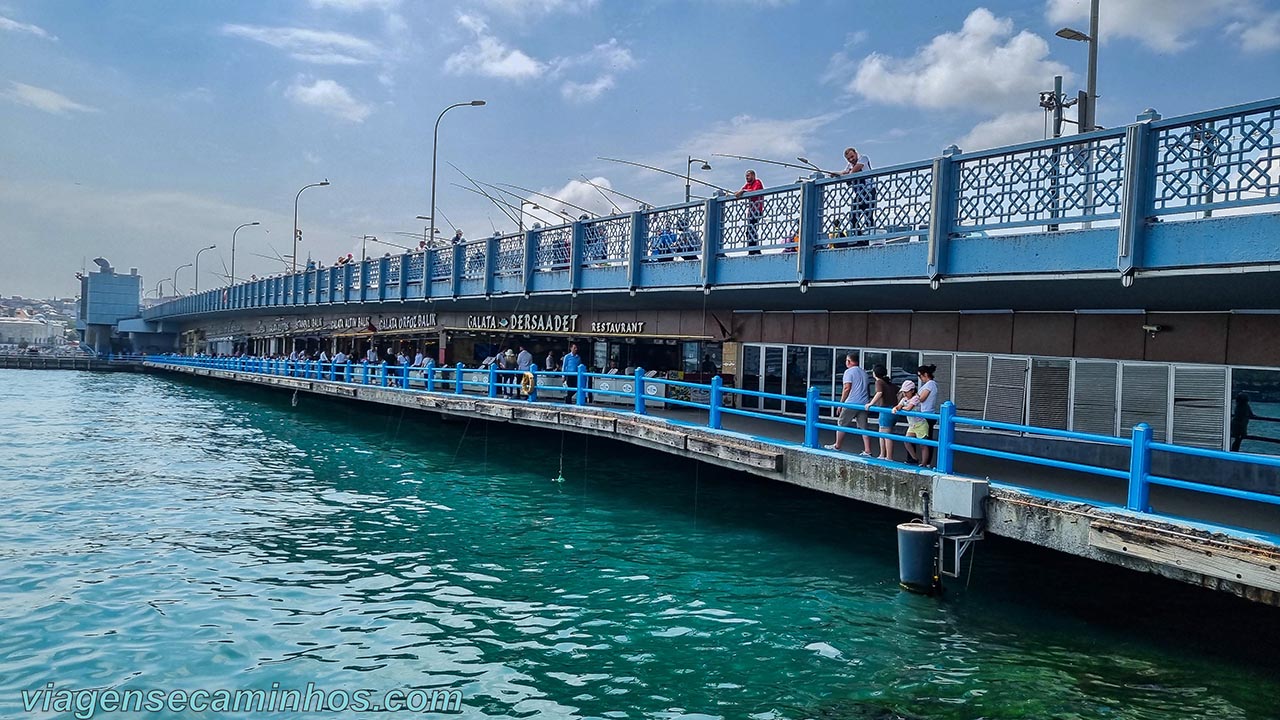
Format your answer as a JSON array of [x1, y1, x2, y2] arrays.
[[1172, 366, 1227, 449], [1120, 363, 1170, 440], [1073, 360, 1118, 436], [953, 355, 989, 418], [1029, 358, 1071, 430], [921, 353, 953, 406], [986, 356, 1029, 425]]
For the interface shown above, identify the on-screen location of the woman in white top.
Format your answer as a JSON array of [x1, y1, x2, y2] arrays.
[[912, 364, 939, 468]]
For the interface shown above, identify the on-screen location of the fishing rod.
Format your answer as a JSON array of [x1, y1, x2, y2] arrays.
[[447, 162, 519, 228], [451, 182, 523, 227], [476, 181, 576, 223], [712, 152, 814, 173], [597, 156, 731, 194], [577, 174, 653, 211], [577, 176, 622, 215], [796, 156, 842, 177], [496, 181, 597, 219]]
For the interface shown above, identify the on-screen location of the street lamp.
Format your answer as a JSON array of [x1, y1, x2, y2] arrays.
[[1056, 0, 1098, 131], [428, 100, 486, 257], [155, 279, 166, 298], [686, 156, 711, 203], [172, 263, 193, 296], [194, 244, 216, 293], [293, 180, 330, 273], [231, 222, 261, 285]]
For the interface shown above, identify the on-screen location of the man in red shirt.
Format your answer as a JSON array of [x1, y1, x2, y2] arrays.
[[733, 169, 765, 255]]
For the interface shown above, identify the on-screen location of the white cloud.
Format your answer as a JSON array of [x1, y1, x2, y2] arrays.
[[684, 112, 843, 161], [221, 24, 380, 65], [2, 82, 97, 115], [561, 75, 614, 103], [1047, 0, 1236, 53], [958, 111, 1048, 151], [552, 38, 635, 74], [444, 13, 546, 80], [1230, 11, 1280, 53], [0, 14, 56, 40], [285, 78, 371, 123], [307, 0, 400, 10], [852, 8, 1068, 113], [478, 0, 597, 17]]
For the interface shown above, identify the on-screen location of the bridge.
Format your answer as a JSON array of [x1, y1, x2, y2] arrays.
[[142, 97, 1280, 321], [145, 354, 1280, 606]]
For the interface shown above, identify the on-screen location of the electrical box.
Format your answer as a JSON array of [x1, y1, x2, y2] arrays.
[[931, 475, 989, 520]]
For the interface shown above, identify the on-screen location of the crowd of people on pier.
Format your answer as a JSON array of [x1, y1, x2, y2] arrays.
[[824, 355, 940, 468]]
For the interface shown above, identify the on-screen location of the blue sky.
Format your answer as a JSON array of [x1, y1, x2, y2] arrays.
[[2, 0, 1278, 297]]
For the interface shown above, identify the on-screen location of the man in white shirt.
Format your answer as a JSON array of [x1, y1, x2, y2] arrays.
[[825, 353, 873, 456], [839, 147, 875, 238]]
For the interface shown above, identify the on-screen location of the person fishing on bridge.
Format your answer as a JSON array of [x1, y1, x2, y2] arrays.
[[839, 147, 875, 241]]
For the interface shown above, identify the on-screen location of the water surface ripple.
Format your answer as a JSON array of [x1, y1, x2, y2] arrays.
[[1, 370, 1277, 719]]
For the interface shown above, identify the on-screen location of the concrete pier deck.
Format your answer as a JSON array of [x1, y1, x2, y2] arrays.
[[146, 361, 1280, 607]]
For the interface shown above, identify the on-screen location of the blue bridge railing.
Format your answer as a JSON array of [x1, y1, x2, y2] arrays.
[[143, 97, 1280, 320], [147, 355, 1280, 536]]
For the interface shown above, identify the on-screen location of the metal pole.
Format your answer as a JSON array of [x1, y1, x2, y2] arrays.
[[194, 245, 216, 293], [1086, 0, 1099, 132], [429, 100, 486, 265], [231, 222, 259, 285], [685, 155, 692, 204], [293, 181, 329, 274], [172, 263, 192, 295]]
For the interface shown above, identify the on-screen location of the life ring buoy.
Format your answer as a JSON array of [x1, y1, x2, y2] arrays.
[[520, 372, 536, 396]]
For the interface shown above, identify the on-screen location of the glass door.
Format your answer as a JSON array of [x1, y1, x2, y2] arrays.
[[742, 344, 762, 410], [762, 346, 784, 411], [785, 345, 810, 414]]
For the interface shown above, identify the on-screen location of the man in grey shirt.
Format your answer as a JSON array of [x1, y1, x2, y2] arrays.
[[825, 353, 873, 455]]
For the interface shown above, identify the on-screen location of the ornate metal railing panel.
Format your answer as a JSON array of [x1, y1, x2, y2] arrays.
[[431, 248, 452, 281], [404, 253, 425, 283], [494, 233, 524, 277], [533, 225, 572, 270], [581, 215, 630, 266], [954, 131, 1127, 232], [816, 163, 932, 247], [1152, 103, 1280, 216], [720, 186, 802, 254], [643, 203, 705, 262], [460, 240, 487, 279]]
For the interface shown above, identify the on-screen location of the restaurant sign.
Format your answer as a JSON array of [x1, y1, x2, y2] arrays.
[[467, 313, 580, 333]]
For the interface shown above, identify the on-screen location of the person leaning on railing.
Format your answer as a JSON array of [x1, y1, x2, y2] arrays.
[[733, 169, 765, 255], [836, 147, 874, 244]]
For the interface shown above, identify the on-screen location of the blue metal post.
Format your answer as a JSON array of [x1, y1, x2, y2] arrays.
[[344, 361, 351, 383], [1127, 423, 1153, 512], [488, 363, 498, 398], [455, 362, 464, 394], [634, 367, 646, 415], [522, 229, 537, 295], [797, 179, 819, 286], [804, 386, 820, 449], [709, 375, 723, 429], [936, 401, 956, 474], [926, 146, 960, 283], [627, 211, 645, 290], [401, 362, 409, 389], [576, 365, 587, 406], [484, 232, 496, 297], [425, 360, 436, 392], [1117, 109, 1160, 282], [528, 363, 538, 402], [380, 361, 389, 387], [451, 243, 463, 298], [701, 197, 720, 289], [361, 362, 369, 385], [570, 220, 584, 293]]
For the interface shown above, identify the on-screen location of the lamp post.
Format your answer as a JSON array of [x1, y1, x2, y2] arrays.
[[428, 100, 486, 257], [1055, 0, 1099, 132], [194, 244, 216, 293], [172, 262, 193, 296], [156, 279, 166, 298], [293, 180, 330, 274], [685, 156, 711, 203], [231, 221, 261, 285]]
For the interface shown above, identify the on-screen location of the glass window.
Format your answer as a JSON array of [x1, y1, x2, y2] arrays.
[[809, 348, 836, 406], [863, 350, 889, 376], [1230, 368, 1280, 456], [763, 346, 784, 411], [682, 341, 700, 374], [742, 344, 761, 410], [785, 345, 809, 414], [891, 350, 921, 387]]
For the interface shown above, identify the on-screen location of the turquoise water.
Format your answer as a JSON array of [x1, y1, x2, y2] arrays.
[[2, 369, 1278, 720]]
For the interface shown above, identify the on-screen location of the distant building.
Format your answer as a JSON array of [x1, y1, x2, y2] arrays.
[[76, 258, 143, 354], [0, 317, 62, 346]]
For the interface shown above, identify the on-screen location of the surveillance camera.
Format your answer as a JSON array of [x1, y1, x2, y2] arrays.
[[1142, 324, 1163, 333]]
